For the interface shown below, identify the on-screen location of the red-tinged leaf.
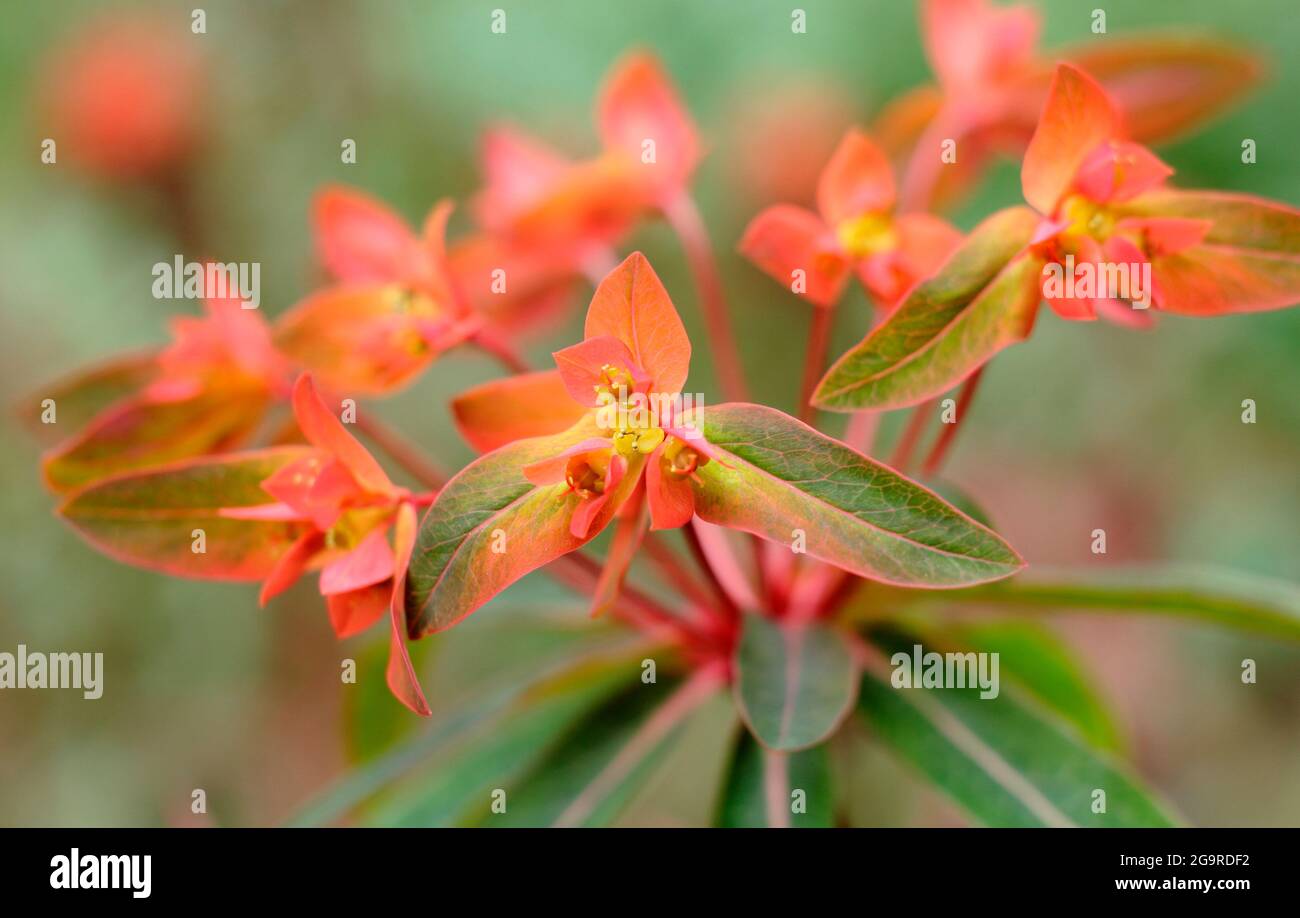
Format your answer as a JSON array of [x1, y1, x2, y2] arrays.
[[388, 502, 432, 716], [816, 129, 896, 226], [1065, 35, 1263, 146], [814, 207, 1043, 411], [451, 370, 589, 453], [584, 252, 692, 394], [862, 212, 965, 309], [314, 184, 421, 284], [273, 284, 461, 395], [57, 447, 316, 581], [17, 352, 158, 446], [291, 374, 394, 495], [327, 582, 391, 639], [690, 403, 1023, 588], [42, 387, 271, 493], [739, 204, 849, 308], [1115, 190, 1300, 314], [597, 51, 699, 195], [589, 487, 649, 618], [404, 416, 643, 636], [1021, 64, 1118, 215], [733, 613, 857, 751]]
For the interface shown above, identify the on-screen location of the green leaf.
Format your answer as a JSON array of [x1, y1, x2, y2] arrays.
[[867, 564, 1300, 642], [369, 651, 641, 826], [813, 207, 1044, 411], [290, 639, 655, 826], [404, 415, 644, 636], [18, 352, 157, 446], [733, 613, 856, 751], [42, 389, 271, 493], [920, 620, 1123, 752], [345, 635, 441, 764], [857, 631, 1178, 827], [58, 447, 314, 581], [715, 730, 834, 827], [692, 403, 1024, 587], [483, 669, 721, 827]]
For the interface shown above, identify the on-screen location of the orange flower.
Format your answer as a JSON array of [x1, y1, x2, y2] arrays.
[[740, 129, 962, 309]]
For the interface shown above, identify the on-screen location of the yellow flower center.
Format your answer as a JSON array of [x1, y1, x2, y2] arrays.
[[1060, 194, 1116, 242], [836, 212, 897, 259]]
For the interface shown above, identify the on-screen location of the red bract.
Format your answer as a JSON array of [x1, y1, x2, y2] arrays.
[[273, 186, 476, 395], [1024, 64, 1300, 320], [740, 128, 962, 309], [42, 264, 289, 493], [880, 0, 1262, 210], [57, 371, 433, 716], [40, 16, 205, 180], [468, 52, 699, 268]]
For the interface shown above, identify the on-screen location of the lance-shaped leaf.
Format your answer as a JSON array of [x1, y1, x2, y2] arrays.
[[451, 369, 588, 453], [733, 613, 856, 751], [872, 564, 1300, 642], [1115, 190, 1300, 315], [715, 730, 833, 828], [813, 207, 1043, 411], [58, 447, 316, 580], [42, 388, 271, 493], [367, 647, 646, 826], [404, 415, 641, 636], [914, 620, 1123, 752], [857, 631, 1179, 827], [690, 403, 1023, 587], [18, 352, 157, 446], [484, 666, 721, 828]]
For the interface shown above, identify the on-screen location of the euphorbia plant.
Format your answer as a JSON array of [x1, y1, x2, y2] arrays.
[[27, 2, 1300, 828]]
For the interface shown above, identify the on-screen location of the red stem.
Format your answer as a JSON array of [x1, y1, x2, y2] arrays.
[[664, 192, 750, 404], [353, 411, 449, 489], [920, 367, 985, 478], [889, 399, 934, 472], [798, 305, 834, 425], [682, 522, 741, 624]]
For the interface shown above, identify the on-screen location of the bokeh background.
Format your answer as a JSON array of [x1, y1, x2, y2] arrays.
[[1, 0, 1297, 826]]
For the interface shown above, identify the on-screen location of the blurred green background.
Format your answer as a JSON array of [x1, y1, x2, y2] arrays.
[[1, 0, 1297, 826]]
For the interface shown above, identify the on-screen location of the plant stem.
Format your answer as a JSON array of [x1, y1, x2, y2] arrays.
[[798, 305, 834, 425], [920, 367, 985, 478], [889, 399, 934, 472], [682, 521, 742, 623], [353, 411, 449, 489], [641, 533, 718, 613], [664, 192, 750, 404]]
